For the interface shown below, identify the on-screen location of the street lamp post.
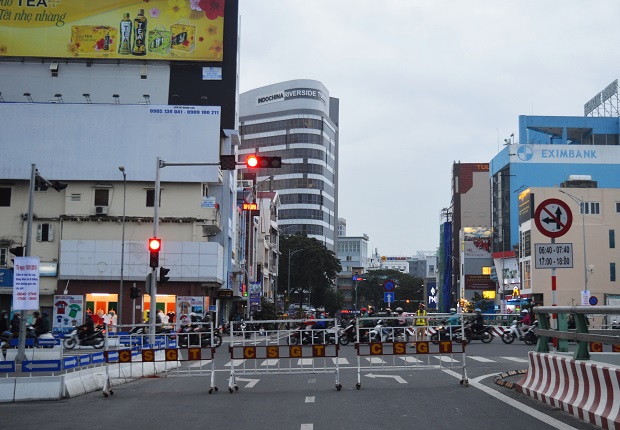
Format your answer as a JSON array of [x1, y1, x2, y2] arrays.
[[287, 248, 303, 313], [118, 166, 127, 327], [558, 190, 589, 291]]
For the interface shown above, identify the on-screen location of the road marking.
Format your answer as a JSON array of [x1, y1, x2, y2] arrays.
[[298, 359, 313, 366], [443, 369, 580, 430], [365, 373, 407, 384], [300, 425, 313, 430], [366, 357, 385, 364], [332, 357, 349, 365], [261, 359, 279, 366], [305, 396, 315, 403], [435, 356, 458, 363], [468, 356, 495, 362], [224, 359, 246, 367], [400, 356, 423, 363], [189, 360, 212, 368], [308, 378, 316, 384], [236, 377, 259, 388], [502, 356, 529, 363]]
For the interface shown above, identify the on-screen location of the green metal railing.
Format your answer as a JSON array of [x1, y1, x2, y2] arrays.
[[533, 305, 620, 360]]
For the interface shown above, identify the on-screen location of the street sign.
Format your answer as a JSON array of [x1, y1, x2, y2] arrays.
[[590, 296, 598, 306], [21, 360, 61, 372], [534, 243, 573, 269], [534, 198, 573, 238], [581, 290, 591, 306], [384, 292, 394, 303], [0, 361, 15, 372], [383, 280, 395, 292]]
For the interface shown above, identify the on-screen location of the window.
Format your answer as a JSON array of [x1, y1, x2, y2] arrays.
[[37, 223, 54, 242], [94, 189, 110, 206], [146, 189, 161, 207], [611, 263, 616, 282], [616, 202, 620, 213], [611, 230, 616, 249], [580, 201, 600, 215], [0, 248, 7, 266], [0, 187, 11, 207]]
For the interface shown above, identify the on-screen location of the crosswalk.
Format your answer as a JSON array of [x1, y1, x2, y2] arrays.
[[208, 355, 530, 368]]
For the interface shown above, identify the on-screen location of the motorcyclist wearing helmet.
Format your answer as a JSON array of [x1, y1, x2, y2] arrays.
[[33, 311, 51, 336], [519, 309, 532, 332], [78, 313, 95, 340], [471, 308, 484, 333], [445, 308, 460, 337]]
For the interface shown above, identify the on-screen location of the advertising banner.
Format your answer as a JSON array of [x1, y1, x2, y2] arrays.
[[461, 227, 491, 258], [52, 294, 84, 334], [0, 0, 225, 62], [12, 256, 40, 310], [176, 296, 204, 325]]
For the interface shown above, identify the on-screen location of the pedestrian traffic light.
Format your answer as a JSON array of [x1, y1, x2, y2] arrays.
[[148, 237, 161, 268], [245, 155, 282, 168], [220, 154, 237, 170], [9, 246, 24, 257], [130, 286, 142, 299], [159, 267, 170, 284]]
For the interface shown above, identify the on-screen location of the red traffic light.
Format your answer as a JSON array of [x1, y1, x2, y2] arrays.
[[148, 237, 161, 252], [245, 155, 282, 168]]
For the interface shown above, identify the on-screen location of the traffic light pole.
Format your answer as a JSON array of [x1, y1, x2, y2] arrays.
[[15, 164, 36, 362], [150, 158, 221, 343]]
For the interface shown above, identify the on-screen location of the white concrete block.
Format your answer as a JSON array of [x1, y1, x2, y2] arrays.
[[14, 376, 63, 401], [0, 378, 16, 403]]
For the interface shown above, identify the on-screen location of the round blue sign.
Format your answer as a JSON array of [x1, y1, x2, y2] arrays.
[[383, 280, 395, 292], [589, 296, 598, 306]]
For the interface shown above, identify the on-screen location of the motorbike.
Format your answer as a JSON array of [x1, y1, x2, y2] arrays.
[[368, 320, 406, 343], [176, 323, 222, 348], [502, 319, 538, 345], [288, 323, 334, 345], [430, 324, 461, 344], [461, 323, 494, 344], [339, 320, 358, 345], [63, 327, 105, 349]]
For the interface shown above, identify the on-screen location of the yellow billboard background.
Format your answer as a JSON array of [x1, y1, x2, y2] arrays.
[[0, 0, 225, 61]]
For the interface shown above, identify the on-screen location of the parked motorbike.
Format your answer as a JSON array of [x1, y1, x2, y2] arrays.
[[461, 323, 494, 344], [176, 323, 222, 348], [288, 323, 333, 345], [63, 327, 105, 349], [502, 319, 538, 345], [339, 321, 357, 345]]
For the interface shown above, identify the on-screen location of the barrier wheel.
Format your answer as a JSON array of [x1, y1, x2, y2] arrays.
[[336, 384, 342, 391], [103, 393, 108, 398], [229, 388, 233, 393], [356, 383, 361, 390], [215, 387, 219, 392], [235, 385, 239, 391], [209, 389, 213, 394], [109, 390, 114, 395]]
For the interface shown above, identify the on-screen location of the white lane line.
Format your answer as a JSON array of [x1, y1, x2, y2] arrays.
[[224, 359, 245, 367], [435, 356, 458, 363], [443, 369, 580, 430], [298, 359, 314, 366], [188, 360, 212, 368], [308, 378, 316, 384], [502, 356, 529, 363], [333, 357, 349, 365], [300, 425, 313, 430], [468, 356, 496, 362], [305, 396, 315, 403], [261, 359, 279, 366]]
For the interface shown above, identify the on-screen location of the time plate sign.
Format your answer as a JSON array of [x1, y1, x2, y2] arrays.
[[534, 243, 573, 269]]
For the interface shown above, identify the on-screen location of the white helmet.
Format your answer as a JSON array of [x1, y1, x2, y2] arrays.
[[450, 308, 456, 314], [522, 309, 529, 314]]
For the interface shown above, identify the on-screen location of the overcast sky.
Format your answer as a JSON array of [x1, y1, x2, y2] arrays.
[[237, 0, 619, 256]]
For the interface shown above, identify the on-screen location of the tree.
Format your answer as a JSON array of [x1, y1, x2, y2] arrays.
[[356, 269, 424, 312], [278, 235, 342, 310]]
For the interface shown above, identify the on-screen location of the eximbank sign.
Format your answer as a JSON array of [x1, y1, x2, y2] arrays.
[[256, 88, 327, 106], [513, 144, 620, 164]]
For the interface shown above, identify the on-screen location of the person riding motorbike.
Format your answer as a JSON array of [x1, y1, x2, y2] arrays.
[[445, 308, 460, 337], [471, 308, 484, 333], [519, 309, 532, 332], [33, 311, 51, 336], [78, 313, 95, 340]]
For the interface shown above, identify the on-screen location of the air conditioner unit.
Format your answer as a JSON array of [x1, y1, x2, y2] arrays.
[[95, 206, 109, 215], [239, 180, 253, 188]]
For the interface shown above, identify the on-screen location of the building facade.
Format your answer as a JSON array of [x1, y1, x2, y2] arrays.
[[238, 80, 339, 251]]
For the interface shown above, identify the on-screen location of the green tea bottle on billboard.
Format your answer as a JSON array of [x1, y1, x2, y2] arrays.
[[132, 9, 147, 56], [118, 13, 132, 55]]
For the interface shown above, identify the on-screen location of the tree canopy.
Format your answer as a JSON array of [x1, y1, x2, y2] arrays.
[[278, 235, 342, 314], [356, 269, 424, 312]]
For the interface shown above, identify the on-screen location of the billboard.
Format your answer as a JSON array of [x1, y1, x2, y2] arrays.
[[0, 0, 225, 62]]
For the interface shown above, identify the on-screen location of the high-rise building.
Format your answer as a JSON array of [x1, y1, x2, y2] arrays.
[[238, 80, 339, 250]]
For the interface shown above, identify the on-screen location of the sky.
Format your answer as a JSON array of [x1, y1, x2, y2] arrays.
[[237, 0, 620, 256]]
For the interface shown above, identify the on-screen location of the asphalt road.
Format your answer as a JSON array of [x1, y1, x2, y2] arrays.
[[0, 339, 601, 430]]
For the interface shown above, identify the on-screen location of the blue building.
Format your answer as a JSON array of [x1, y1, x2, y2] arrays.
[[490, 114, 620, 254]]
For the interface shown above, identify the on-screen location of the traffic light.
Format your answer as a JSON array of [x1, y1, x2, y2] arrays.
[[220, 155, 237, 170], [130, 286, 142, 299], [242, 284, 248, 297], [9, 246, 24, 257], [245, 155, 282, 169], [159, 267, 170, 284], [148, 237, 161, 268]]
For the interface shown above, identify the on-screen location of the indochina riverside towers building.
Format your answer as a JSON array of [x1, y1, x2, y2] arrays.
[[239, 80, 339, 250]]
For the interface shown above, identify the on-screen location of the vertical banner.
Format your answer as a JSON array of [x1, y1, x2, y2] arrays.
[[52, 295, 85, 334], [12, 256, 40, 311], [176, 296, 205, 327]]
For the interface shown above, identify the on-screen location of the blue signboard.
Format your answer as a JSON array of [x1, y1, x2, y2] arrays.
[[384, 292, 394, 303], [0, 361, 16, 373], [0, 268, 13, 287], [21, 360, 61, 372], [63, 356, 79, 369]]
